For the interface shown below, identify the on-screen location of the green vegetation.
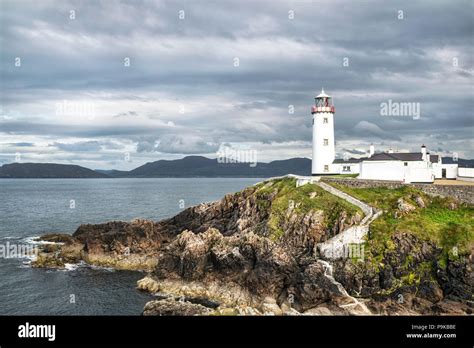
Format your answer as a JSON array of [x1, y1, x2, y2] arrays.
[[326, 174, 359, 178], [254, 178, 362, 241], [328, 182, 474, 270]]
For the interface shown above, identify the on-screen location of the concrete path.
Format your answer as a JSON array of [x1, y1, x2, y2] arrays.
[[259, 174, 381, 260], [314, 180, 381, 260]]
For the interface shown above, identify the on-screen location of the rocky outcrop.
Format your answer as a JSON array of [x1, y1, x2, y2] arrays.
[[31, 177, 473, 316], [397, 198, 416, 214], [332, 231, 473, 315], [143, 298, 214, 316], [32, 219, 167, 270]]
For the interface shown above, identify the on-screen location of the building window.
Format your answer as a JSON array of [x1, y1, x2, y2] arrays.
[[323, 117, 328, 124], [404, 162, 408, 166], [324, 165, 329, 172], [323, 139, 329, 146], [343, 166, 350, 172]]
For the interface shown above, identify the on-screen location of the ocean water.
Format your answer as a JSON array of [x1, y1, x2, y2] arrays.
[[0, 178, 261, 315]]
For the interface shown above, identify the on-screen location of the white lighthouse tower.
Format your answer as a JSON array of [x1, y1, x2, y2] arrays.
[[311, 89, 336, 175]]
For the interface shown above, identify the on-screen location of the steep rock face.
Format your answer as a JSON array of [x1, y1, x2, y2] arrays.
[[162, 187, 272, 237], [437, 258, 473, 301], [75, 220, 164, 255], [333, 231, 473, 314], [153, 228, 300, 301], [333, 232, 440, 297]]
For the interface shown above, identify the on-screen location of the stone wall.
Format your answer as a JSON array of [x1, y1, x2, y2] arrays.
[[321, 178, 474, 205], [413, 184, 474, 205]]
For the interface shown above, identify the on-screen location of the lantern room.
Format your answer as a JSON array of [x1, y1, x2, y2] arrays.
[[311, 89, 335, 114]]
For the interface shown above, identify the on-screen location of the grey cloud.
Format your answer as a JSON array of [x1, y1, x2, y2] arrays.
[[155, 135, 220, 154], [0, 0, 472, 167], [113, 111, 138, 118], [51, 141, 103, 152], [353, 121, 402, 141], [8, 142, 34, 147], [342, 148, 366, 155], [136, 140, 157, 153], [51, 140, 125, 152]]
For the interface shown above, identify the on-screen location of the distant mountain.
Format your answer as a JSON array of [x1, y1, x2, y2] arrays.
[[123, 156, 311, 178], [2, 156, 471, 178], [441, 157, 474, 168], [0, 163, 109, 178]]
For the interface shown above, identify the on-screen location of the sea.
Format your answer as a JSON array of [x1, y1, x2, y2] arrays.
[[0, 178, 261, 315]]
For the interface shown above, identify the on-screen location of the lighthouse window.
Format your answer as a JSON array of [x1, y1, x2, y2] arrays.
[[323, 117, 328, 124], [404, 162, 408, 166], [323, 139, 329, 146], [324, 165, 329, 172]]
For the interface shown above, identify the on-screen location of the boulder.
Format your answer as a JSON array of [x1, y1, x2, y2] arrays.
[[414, 196, 426, 208], [142, 298, 213, 316], [397, 198, 416, 213]]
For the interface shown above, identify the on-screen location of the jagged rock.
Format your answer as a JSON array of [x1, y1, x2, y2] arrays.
[[286, 262, 340, 312], [37, 233, 75, 244], [280, 302, 300, 315], [417, 280, 444, 303], [397, 198, 416, 213], [303, 306, 334, 315], [260, 297, 283, 315], [137, 276, 161, 293], [366, 297, 420, 315], [236, 306, 262, 316], [379, 264, 395, 289], [414, 196, 426, 208], [334, 232, 441, 298], [142, 298, 213, 316], [436, 258, 473, 300], [431, 300, 472, 315]]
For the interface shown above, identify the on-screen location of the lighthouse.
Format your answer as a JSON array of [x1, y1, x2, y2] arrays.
[[311, 89, 336, 175]]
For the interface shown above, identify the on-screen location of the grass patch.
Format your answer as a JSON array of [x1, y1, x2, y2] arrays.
[[254, 178, 363, 241], [327, 182, 474, 262]]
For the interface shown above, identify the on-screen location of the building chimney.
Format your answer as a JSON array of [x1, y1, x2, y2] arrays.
[[421, 144, 427, 161], [369, 144, 375, 158]]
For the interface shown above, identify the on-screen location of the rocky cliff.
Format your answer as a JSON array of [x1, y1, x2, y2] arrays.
[[32, 177, 473, 315]]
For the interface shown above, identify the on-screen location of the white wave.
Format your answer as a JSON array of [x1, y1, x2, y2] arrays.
[[64, 263, 80, 271], [90, 264, 115, 272], [22, 236, 65, 246]]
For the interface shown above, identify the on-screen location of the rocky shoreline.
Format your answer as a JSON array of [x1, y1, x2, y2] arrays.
[[31, 177, 473, 315]]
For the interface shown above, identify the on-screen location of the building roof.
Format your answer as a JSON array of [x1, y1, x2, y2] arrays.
[[333, 157, 365, 164], [334, 152, 441, 164], [334, 153, 425, 163], [365, 152, 423, 161]]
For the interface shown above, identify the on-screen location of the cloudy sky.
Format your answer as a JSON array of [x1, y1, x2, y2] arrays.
[[1, 0, 473, 170]]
